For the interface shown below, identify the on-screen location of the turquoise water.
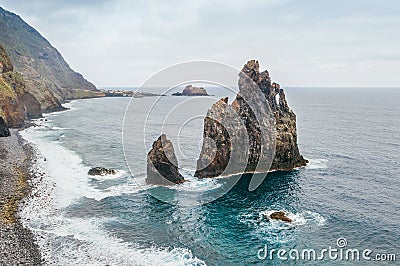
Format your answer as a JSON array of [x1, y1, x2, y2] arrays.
[[21, 87, 400, 265]]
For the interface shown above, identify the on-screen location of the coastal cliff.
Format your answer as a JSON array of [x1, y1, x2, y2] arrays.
[[195, 60, 307, 178], [0, 44, 42, 131], [0, 7, 102, 112]]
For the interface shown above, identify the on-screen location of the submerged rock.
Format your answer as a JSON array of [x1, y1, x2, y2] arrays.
[[266, 211, 293, 223], [88, 167, 116, 176], [172, 85, 209, 96], [0, 117, 10, 137], [195, 60, 308, 178], [146, 134, 185, 185]]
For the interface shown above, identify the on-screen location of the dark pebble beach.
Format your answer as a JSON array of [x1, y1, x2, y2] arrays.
[[0, 129, 42, 265]]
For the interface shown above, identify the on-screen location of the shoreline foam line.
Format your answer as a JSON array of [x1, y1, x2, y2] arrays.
[[19, 107, 206, 266]]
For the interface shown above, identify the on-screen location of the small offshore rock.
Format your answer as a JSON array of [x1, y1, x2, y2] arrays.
[[172, 85, 209, 96], [88, 167, 116, 176], [267, 211, 293, 223]]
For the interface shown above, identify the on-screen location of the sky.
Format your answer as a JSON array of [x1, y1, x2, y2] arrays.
[[1, 0, 400, 87]]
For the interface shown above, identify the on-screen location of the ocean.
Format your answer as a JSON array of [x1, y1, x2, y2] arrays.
[[20, 87, 400, 265]]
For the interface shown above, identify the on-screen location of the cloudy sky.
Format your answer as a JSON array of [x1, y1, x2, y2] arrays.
[[2, 0, 400, 87]]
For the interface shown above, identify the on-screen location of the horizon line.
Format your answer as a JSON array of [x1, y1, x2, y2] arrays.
[[97, 86, 400, 89]]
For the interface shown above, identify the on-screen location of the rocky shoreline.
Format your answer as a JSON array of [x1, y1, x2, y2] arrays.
[[0, 129, 42, 265], [101, 89, 163, 98]]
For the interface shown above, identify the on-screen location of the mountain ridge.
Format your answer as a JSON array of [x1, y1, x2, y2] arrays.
[[0, 6, 103, 112]]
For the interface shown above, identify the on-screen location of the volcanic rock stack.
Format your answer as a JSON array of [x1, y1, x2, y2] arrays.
[[147, 60, 308, 184], [147, 134, 185, 185], [195, 60, 308, 178]]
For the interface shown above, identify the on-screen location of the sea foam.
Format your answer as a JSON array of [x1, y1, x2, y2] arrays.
[[306, 158, 329, 169], [238, 209, 327, 244], [20, 118, 206, 266]]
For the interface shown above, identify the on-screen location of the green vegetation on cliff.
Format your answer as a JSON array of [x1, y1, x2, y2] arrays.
[[0, 43, 13, 73], [1, 43, 42, 128], [0, 72, 16, 100]]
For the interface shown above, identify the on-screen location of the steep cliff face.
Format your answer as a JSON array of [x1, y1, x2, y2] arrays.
[[2, 71, 42, 120], [195, 97, 252, 178], [0, 42, 13, 73], [0, 116, 10, 137], [237, 60, 308, 170], [147, 134, 185, 185], [195, 98, 232, 178], [0, 7, 101, 112], [0, 44, 42, 129], [0, 74, 24, 128], [195, 60, 307, 178]]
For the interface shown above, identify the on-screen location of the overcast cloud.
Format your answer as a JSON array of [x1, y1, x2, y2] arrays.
[[2, 0, 400, 87]]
